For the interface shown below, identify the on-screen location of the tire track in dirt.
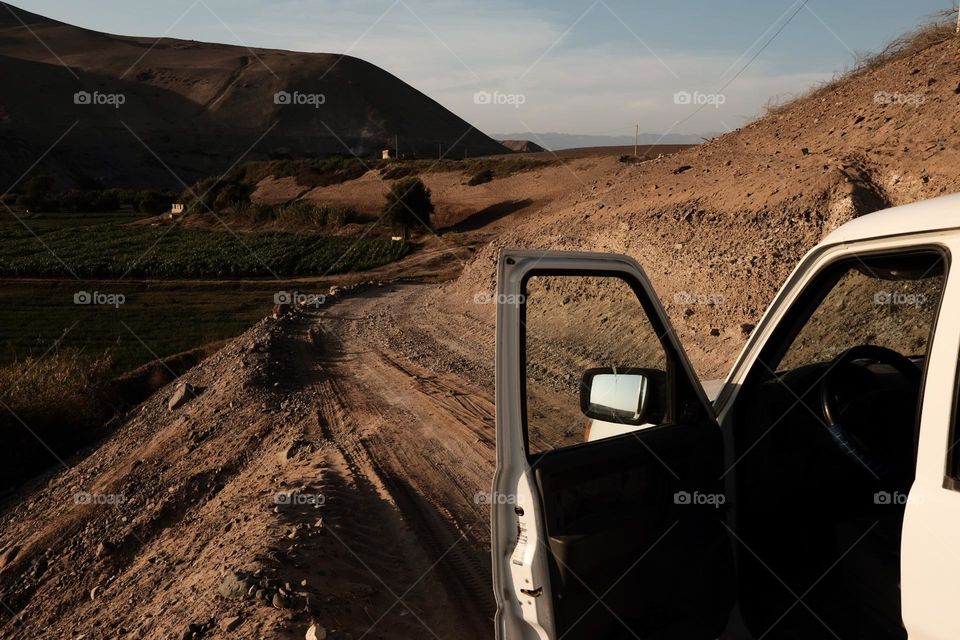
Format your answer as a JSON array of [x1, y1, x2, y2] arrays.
[[272, 319, 491, 640], [301, 301, 497, 638]]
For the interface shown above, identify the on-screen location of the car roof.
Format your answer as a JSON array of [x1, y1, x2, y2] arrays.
[[823, 193, 960, 245]]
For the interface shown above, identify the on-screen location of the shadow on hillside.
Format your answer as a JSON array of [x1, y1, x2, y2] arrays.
[[449, 199, 533, 232]]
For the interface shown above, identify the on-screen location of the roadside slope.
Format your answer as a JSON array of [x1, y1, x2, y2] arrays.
[[0, 309, 488, 639], [451, 17, 960, 378]]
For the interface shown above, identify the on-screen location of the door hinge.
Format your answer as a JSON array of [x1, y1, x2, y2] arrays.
[[520, 586, 543, 597]]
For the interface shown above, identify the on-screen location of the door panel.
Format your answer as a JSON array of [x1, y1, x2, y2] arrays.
[[533, 424, 733, 640], [492, 250, 734, 640]]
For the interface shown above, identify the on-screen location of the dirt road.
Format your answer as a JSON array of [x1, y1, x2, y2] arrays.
[[307, 283, 499, 635]]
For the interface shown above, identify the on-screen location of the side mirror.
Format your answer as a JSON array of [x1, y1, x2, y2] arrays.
[[579, 367, 665, 425]]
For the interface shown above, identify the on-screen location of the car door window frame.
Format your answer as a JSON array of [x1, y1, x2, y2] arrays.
[[519, 268, 708, 459], [735, 246, 948, 469], [717, 241, 951, 418], [748, 247, 947, 376]]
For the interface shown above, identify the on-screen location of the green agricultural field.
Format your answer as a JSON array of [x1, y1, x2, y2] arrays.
[[0, 280, 291, 373], [0, 218, 407, 278], [0, 212, 410, 374]]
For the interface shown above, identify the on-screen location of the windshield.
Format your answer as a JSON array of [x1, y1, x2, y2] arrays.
[[778, 253, 945, 372]]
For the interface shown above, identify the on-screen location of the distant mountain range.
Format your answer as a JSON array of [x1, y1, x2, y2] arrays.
[[494, 132, 716, 151], [0, 3, 508, 189]]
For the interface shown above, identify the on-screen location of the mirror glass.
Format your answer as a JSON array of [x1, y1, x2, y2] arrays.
[[586, 372, 647, 422]]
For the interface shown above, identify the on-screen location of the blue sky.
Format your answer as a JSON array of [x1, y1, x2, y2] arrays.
[[17, 0, 956, 136]]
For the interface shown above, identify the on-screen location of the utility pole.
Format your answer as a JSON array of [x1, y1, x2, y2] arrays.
[[395, 135, 399, 159], [634, 124, 639, 158], [438, 143, 442, 160]]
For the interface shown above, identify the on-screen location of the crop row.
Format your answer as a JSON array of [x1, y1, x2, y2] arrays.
[[0, 224, 408, 278]]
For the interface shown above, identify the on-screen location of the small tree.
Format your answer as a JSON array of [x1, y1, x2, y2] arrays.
[[136, 190, 172, 214], [16, 175, 55, 211], [382, 177, 434, 241]]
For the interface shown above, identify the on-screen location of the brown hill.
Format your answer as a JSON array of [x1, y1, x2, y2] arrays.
[[498, 139, 546, 153], [0, 3, 508, 189]]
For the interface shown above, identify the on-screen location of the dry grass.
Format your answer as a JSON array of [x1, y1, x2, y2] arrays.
[[0, 349, 113, 487], [764, 8, 959, 115]]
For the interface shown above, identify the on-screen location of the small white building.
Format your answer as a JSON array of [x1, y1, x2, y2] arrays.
[[381, 149, 396, 160], [167, 203, 185, 220]]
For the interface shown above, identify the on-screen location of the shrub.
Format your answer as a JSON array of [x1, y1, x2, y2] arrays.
[[240, 157, 371, 188], [0, 349, 113, 487], [212, 181, 251, 212], [57, 190, 100, 212], [233, 201, 275, 223], [0, 223, 409, 278], [136, 190, 172, 214], [382, 177, 434, 240], [17, 175, 55, 210], [467, 169, 494, 186], [182, 176, 222, 214], [92, 190, 121, 212], [764, 10, 959, 115]]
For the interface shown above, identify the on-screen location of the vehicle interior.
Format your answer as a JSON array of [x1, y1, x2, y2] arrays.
[[729, 250, 946, 640]]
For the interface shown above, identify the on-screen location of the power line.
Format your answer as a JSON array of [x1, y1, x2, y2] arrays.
[[668, 0, 809, 134]]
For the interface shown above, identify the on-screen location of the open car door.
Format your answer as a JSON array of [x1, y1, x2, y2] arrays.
[[492, 250, 734, 640]]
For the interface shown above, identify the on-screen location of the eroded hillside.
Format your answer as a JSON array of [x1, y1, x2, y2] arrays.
[[451, 18, 960, 378]]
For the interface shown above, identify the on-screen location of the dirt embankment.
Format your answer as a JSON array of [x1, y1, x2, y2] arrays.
[[0, 304, 493, 639]]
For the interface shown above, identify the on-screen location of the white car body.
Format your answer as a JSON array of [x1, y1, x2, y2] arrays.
[[492, 193, 960, 640]]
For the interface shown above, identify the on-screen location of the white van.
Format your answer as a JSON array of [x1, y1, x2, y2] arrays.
[[491, 194, 960, 640]]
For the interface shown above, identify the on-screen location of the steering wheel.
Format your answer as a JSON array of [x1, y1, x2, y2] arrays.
[[819, 345, 921, 478]]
